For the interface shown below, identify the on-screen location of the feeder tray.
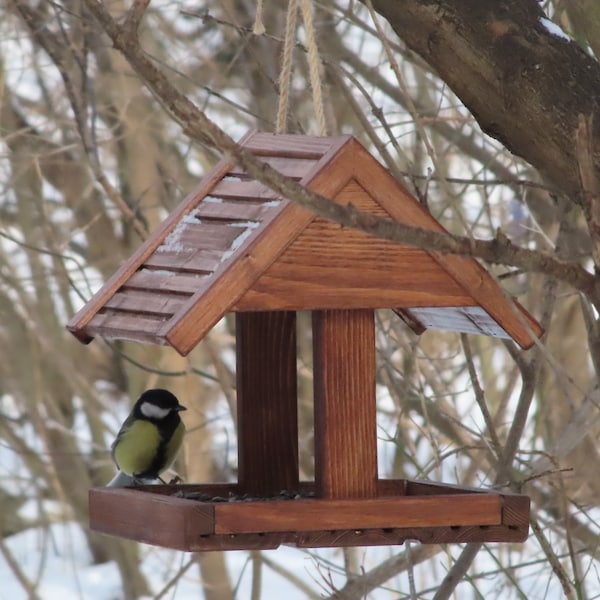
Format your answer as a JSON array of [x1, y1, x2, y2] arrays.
[[69, 132, 541, 550], [89, 480, 529, 551]]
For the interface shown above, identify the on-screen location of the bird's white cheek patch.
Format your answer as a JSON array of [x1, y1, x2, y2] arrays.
[[140, 402, 170, 419]]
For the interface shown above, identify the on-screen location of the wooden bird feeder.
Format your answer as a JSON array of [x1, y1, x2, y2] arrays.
[[68, 132, 542, 551]]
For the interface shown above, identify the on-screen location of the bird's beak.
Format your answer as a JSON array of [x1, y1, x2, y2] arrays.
[[176, 405, 187, 412]]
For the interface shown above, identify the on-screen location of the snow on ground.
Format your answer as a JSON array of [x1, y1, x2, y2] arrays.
[[0, 521, 354, 600]]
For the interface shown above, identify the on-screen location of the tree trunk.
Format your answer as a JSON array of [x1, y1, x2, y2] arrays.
[[367, 0, 600, 199]]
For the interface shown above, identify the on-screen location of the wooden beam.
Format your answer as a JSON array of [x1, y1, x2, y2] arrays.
[[313, 309, 377, 498], [236, 311, 299, 495], [88, 482, 530, 549], [89, 488, 215, 550], [214, 494, 502, 533]]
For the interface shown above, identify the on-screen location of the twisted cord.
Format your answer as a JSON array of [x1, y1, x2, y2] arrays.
[[276, 0, 298, 133], [300, 0, 327, 135], [252, 0, 265, 34]]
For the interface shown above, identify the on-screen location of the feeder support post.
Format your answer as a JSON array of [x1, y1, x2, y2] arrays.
[[236, 311, 299, 495], [312, 309, 378, 499]]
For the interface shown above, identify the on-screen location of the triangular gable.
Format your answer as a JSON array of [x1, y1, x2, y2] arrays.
[[67, 132, 542, 355], [68, 133, 354, 351], [233, 179, 475, 311]]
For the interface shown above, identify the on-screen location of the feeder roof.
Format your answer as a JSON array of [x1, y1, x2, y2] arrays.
[[67, 132, 542, 355]]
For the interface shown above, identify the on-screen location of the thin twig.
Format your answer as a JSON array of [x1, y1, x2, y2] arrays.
[[81, 0, 598, 300], [530, 513, 576, 600], [461, 334, 504, 463], [575, 113, 600, 272], [432, 543, 482, 600]]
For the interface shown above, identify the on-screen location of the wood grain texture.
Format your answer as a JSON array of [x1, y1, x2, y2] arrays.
[[241, 132, 348, 158], [234, 180, 477, 310], [104, 289, 186, 316], [214, 494, 502, 533], [502, 494, 531, 526], [126, 270, 210, 295], [66, 157, 234, 338], [228, 156, 319, 179], [194, 201, 272, 222], [294, 523, 529, 546], [86, 313, 167, 343], [236, 311, 299, 495], [69, 131, 541, 355], [209, 179, 282, 200], [89, 480, 530, 549], [345, 139, 543, 348], [89, 487, 215, 550], [164, 139, 357, 355], [313, 309, 377, 499]]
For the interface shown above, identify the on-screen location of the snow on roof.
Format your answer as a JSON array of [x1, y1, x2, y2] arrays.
[[67, 132, 542, 355]]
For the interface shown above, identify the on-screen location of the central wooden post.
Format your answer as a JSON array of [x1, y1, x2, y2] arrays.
[[236, 311, 299, 495], [312, 309, 377, 499]]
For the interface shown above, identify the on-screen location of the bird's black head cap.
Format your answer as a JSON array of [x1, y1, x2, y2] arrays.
[[136, 388, 186, 411]]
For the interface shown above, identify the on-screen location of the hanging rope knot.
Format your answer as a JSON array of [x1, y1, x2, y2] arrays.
[[253, 0, 266, 35], [276, 0, 327, 135]]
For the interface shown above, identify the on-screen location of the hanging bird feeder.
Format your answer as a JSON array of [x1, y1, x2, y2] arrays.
[[68, 132, 541, 551]]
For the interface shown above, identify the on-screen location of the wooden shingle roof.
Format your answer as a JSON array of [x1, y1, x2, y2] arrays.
[[68, 132, 542, 355]]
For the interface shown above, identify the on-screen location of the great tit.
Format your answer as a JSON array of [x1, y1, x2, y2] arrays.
[[108, 388, 186, 486]]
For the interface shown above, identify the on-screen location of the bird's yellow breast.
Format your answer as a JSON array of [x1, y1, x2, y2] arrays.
[[113, 420, 161, 477]]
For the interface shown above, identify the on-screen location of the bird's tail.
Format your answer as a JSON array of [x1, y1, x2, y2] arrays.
[[106, 471, 137, 487], [106, 471, 162, 487]]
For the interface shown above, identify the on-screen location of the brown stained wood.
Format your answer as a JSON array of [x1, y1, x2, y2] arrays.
[[89, 481, 529, 549], [87, 312, 166, 334], [69, 131, 542, 355], [164, 146, 357, 355], [502, 494, 531, 526], [126, 270, 210, 295], [161, 202, 309, 355], [89, 487, 215, 550], [187, 534, 285, 552], [144, 250, 220, 273], [228, 156, 319, 179], [231, 179, 473, 312], [214, 494, 502, 534], [241, 132, 346, 158], [233, 213, 476, 312], [345, 139, 543, 349], [332, 179, 391, 215], [66, 157, 234, 340], [376, 479, 408, 495], [156, 221, 245, 252], [194, 201, 270, 221], [295, 523, 529, 547], [236, 312, 299, 495], [210, 179, 283, 200], [104, 289, 186, 316], [313, 309, 377, 499], [132, 482, 242, 496], [234, 281, 475, 312]]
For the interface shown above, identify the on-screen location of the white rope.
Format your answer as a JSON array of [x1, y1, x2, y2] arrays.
[[300, 0, 327, 135], [253, 0, 266, 35], [276, 0, 298, 133]]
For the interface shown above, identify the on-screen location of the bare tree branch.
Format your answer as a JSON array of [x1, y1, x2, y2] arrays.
[[366, 0, 600, 199], [78, 0, 598, 303], [576, 113, 600, 272]]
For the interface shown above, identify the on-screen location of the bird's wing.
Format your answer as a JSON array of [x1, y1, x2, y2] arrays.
[[110, 412, 136, 466], [112, 420, 161, 476], [163, 420, 186, 471]]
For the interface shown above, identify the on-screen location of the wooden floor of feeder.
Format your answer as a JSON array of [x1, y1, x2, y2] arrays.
[[89, 480, 529, 551]]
